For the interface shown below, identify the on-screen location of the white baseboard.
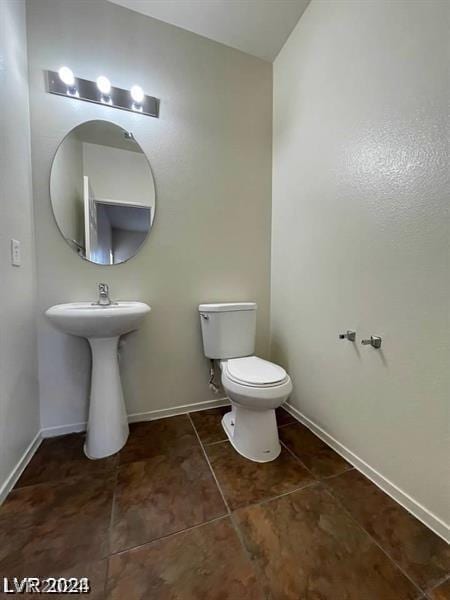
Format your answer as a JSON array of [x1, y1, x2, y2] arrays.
[[128, 397, 230, 423], [0, 431, 42, 505], [40, 421, 87, 438], [284, 403, 450, 544], [41, 397, 230, 438]]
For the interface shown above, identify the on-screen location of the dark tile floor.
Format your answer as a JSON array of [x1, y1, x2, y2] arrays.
[[0, 407, 448, 599]]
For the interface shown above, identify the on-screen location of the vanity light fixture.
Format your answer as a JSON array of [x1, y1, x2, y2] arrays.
[[46, 68, 159, 118], [130, 84, 144, 111], [96, 75, 112, 104], [58, 66, 78, 97], [58, 66, 74, 85], [130, 85, 144, 103]]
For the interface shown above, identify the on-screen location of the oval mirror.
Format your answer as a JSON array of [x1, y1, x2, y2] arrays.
[[50, 120, 155, 265]]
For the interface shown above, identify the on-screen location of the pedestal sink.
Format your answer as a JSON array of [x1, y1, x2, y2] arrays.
[[45, 301, 151, 459]]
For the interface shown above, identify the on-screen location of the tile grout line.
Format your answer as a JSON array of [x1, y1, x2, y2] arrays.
[[279, 436, 354, 480], [188, 412, 273, 599], [228, 511, 273, 600], [202, 438, 229, 447], [108, 413, 232, 560], [279, 439, 319, 480], [104, 456, 120, 593], [279, 437, 426, 598], [277, 420, 297, 429], [200, 417, 295, 448], [108, 514, 231, 559], [188, 413, 319, 515], [423, 573, 450, 599], [222, 442, 322, 600], [278, 419, 429, 595], [234, 479, 320, 512], [187, 413, 232, 515], [190, 414, 333, 514], [189, 412, 333, 600], [320, 483, 426, 599], [320, 466, 356, 481]]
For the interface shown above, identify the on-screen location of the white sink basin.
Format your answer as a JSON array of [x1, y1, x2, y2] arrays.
[[45, 301, 151, 338], [45, 300, 151, 460]]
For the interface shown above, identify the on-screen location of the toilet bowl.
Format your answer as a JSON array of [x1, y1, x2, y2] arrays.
[[220, 356, 292, 462], [198, 302, 292, 463]]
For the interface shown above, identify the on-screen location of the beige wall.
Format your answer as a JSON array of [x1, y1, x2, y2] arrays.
[[26, 0, 272, 430], [272, 0, 449, 537], [0, 0, 40, 496]]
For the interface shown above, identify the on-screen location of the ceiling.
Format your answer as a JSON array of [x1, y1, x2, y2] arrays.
[[107, 0, 310, 62]]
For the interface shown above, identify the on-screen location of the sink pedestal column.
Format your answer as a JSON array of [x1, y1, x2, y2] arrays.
[[85, 336, 129, 459]]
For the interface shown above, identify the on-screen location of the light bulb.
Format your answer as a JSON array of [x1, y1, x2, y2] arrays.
[[96, 75, 111, 96], [58, 66, 75, 86], [130, 85, 144, 104]]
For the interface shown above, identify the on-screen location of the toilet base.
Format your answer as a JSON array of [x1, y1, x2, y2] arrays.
[[222, 405, 281, 463]]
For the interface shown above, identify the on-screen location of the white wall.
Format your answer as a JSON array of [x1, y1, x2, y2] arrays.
[[83, 143, 155, 208], [0, 0, 40, 495], [272, 0, 449, 536], [26, 0, 272, 430]]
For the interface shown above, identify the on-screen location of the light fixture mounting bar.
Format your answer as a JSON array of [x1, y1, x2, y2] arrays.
[[45, 70, 159, 118]]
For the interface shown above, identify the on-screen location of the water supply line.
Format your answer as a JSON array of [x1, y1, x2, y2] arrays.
[[209, 359, 220, 394]]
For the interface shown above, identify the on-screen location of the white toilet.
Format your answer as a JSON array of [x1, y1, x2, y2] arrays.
[[199, 302, 292, 462]]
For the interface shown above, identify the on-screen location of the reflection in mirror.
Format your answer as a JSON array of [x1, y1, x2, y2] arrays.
[[50, 120, 155, 265]]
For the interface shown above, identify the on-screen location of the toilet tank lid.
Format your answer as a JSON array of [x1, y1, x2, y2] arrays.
[[198, 302, 257, 313]]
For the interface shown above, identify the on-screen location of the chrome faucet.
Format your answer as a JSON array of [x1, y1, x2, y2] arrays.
[[97, 283, 111, 306]]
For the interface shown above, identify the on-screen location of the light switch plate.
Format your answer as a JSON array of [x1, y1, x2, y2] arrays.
[[11, 239, 21, 267]]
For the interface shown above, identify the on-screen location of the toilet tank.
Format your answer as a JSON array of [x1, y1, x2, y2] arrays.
[[198, 302, 257, 359]]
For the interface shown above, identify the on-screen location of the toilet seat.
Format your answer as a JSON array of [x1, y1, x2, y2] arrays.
[[224, 356, 288, 388], [221, 357, 292, 412]]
